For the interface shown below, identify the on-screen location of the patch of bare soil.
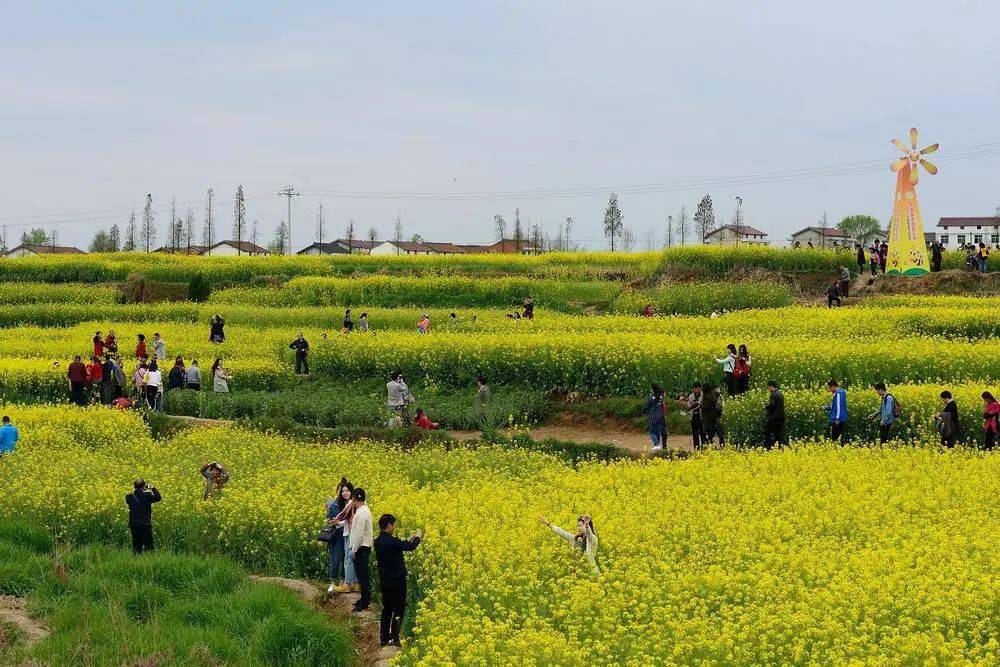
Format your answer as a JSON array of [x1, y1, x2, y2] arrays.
[[0, 595, 49, 649], [857, 269, 1000, 296], [250, 576, 322, 602]]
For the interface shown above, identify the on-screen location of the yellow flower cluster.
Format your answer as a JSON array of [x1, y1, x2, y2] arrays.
[[1, 407, 999, 664]]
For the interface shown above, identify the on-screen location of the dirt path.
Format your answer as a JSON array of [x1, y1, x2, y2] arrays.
[[251, 576, 397, 667], [0, 595, 49, 649], [452, 426, 694, 455]]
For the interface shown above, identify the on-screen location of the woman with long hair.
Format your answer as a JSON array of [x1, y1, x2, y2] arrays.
[[735, 344, 752, 394], [212, 358, 231, 393], [330, 479, 360, 593], [538, 514, 599, 574], [982, 391, 999, 450], [325, 478, 356, 593], [143, 360, 162, 411], [715, 344, 738, 397]]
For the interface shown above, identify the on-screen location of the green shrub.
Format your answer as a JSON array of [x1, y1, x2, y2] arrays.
[[187, 272, 212, 302]]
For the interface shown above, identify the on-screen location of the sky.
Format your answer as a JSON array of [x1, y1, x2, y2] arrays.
[[2, 1, 999, 250]]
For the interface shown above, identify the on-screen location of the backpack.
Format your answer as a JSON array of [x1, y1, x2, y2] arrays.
[[733, 356, 750, 379], [889, 394, 901, 419]]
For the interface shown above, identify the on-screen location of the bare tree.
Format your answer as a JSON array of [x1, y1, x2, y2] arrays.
[[140, 194, 156, 252], [676, 206, 690, 245], [603, 193, 623, 251], [564, 217, 573, 251], [643, 226, 657, 251], [316, 203, 325, 244], [393, 217, 403, 254], [168, 197, 178, 249], [251, 219, 259, 247], [367, 226, 379, 252], [184, 209, 195, 251], [693, 195, 715, 243], [345, 219, 356, 253], [124, 210, 137, 252], [494, 215, 507, 243], [233, 185, 246, 254], [531, 222, 543, 254], [664, 214, 674, 248], [202, 188, 216, 248], [513, 208, 523, 252], [621, 227, 636, 252]]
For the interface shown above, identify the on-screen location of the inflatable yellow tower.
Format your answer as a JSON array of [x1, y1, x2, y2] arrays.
[[885, 127, 938, 275]]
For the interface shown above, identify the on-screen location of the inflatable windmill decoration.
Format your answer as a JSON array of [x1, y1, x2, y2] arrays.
[[885, 127, 938, 275]]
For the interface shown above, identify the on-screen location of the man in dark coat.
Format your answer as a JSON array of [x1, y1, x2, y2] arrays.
[[763, 380, 786, 448], [125, 479, 161, 554], [374, 514, 422, 647]]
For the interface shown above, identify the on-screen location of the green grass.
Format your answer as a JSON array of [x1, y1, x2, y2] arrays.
[[0, 522, 352, 666], [163, 379, 550, 431]]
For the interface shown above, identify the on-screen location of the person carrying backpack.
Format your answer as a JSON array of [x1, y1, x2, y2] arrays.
[[869, 382, 899, 444]]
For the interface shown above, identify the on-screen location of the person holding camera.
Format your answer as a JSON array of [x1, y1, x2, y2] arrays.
[[200, 462, 229, 500], [125, 479, 161, 554], [374, 514, 422, 647]]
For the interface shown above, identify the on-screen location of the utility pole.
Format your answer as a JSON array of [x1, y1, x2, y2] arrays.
[[277, 186, 299, 255], [734, 196, 743, 247]]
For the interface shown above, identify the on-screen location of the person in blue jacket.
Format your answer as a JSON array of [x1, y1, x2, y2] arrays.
[[827, 379, 848, 442], [0, 416, 19, 457]]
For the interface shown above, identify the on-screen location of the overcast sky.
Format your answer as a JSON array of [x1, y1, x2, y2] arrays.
[[2, 1, 998, 250]]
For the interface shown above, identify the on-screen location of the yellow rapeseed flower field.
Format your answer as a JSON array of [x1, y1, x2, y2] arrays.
[[1, 405, 999, 664]]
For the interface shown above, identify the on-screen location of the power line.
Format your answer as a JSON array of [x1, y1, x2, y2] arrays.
[[297, 141, 1000, 201]]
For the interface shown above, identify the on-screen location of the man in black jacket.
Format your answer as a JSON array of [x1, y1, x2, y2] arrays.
[[289, 332, 309, 375], [125, 479, 161, 554], [374, 514, 422, 647], [763, 380, 786, 448]]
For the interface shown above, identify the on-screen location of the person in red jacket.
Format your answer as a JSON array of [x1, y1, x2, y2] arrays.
[[135, 333, 148, 360], [86, 355, 104, 403], [93, 331, 105, 359], [414, 409, 439, 430], [67, 355, 88, 406]]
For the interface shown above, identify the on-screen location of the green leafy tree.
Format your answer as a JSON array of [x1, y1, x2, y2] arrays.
[[838, 215, 882, 246], [188, 272, 212, 302], [20, 228, 49, 245]]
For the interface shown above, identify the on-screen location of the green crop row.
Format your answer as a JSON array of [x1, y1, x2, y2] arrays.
[[611, 281, 793, 315]]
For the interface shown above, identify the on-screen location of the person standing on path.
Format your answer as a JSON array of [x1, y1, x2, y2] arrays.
[[289, 332, 310, 375], [125, 479, 161, 554], [143, 360, 163, 411], [349, 488, 374, 613], [826, 379, 848, 442], [67, 355, 88, 406], [879, 241, 889, 273], [763, 380, 786, 448], [644, 384, 667, 453], [839, 266, 852, 298], [687, 383, 705, 449], [374, 514, 422, 647], [701, 385, 725, 446], [167, 357, 187, 391], [982, 391, 1000, 450], [827, 281, 842, 308], [715, 344, 738, 397], [0, 416, 19, 457], [326, 479, 355, 594], [868, 383, 898, 444], [930, 241, 944, 272]]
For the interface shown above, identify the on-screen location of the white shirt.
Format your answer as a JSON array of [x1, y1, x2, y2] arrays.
[[144, 370, 162, 388], [349, 504, 373, 552]]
